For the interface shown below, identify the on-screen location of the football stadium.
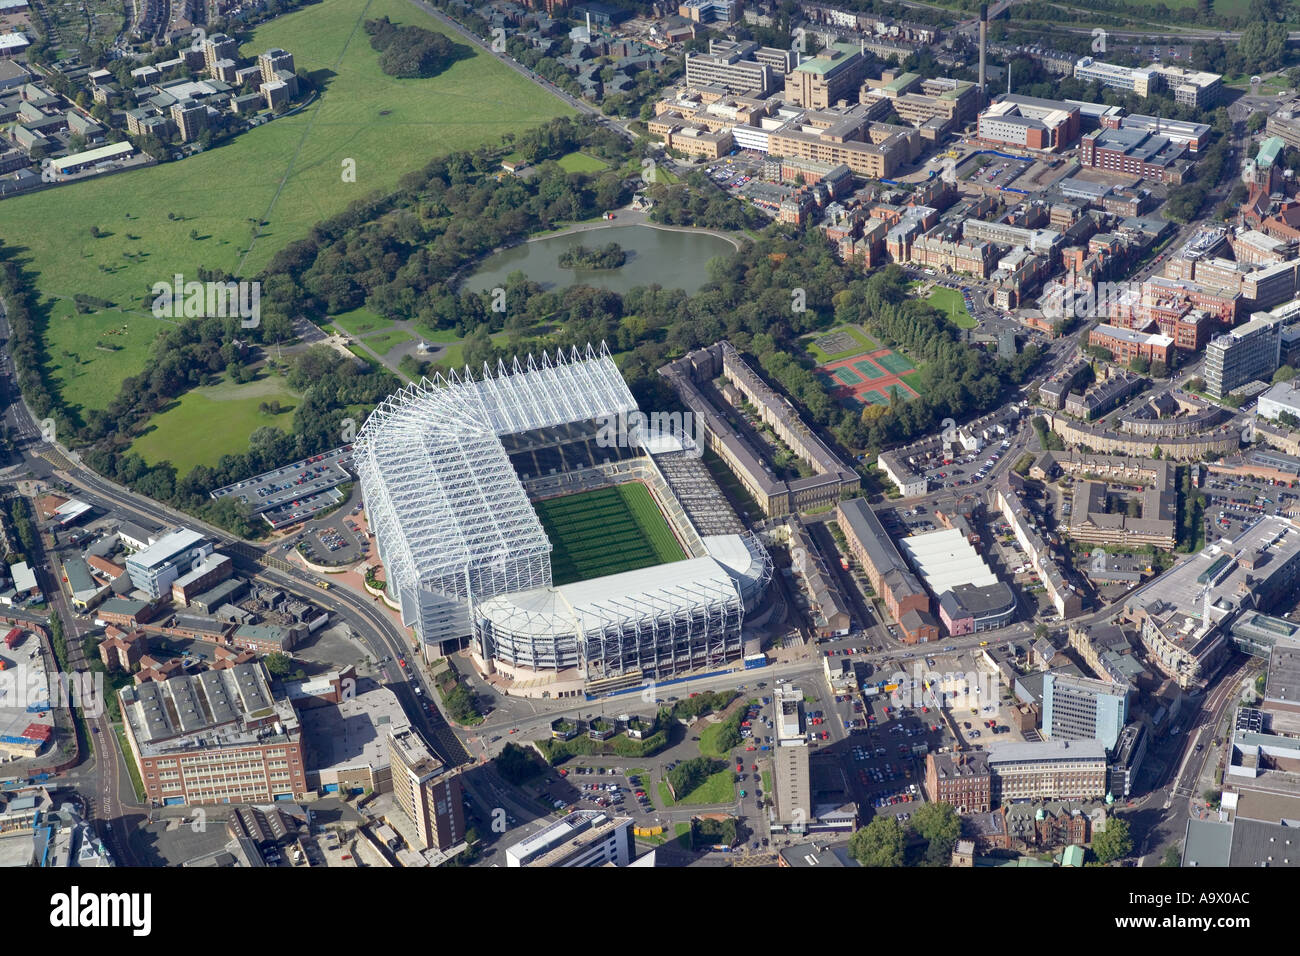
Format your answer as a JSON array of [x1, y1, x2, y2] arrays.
[[354, 344, 772, 696]]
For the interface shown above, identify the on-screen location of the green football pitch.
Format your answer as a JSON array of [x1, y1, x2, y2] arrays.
[[533, 483, 687, 586]]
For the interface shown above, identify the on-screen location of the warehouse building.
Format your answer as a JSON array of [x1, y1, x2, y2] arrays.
[[899, 528, 1015, 636], [51, 140, 135, 176]]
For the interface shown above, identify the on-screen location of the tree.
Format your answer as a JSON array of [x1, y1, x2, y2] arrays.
[[1093, 818, 1133, 864], [850, 815, 905, 866], [264, 652, 292, 676], [1274, 365, 1296, 384], [910, 801, 961, 865], [1162, 845, 1182, 867]]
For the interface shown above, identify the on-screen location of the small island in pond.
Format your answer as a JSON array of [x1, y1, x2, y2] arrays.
[[559, 242, 627, 270]]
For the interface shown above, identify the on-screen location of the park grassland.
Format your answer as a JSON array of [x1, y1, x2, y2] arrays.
[[924, 285, 977, 330], [130, 372, 301, 474], [1, 0, 572, 418], [555, 151, 609, 173]]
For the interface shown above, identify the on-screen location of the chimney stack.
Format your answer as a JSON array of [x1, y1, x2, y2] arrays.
[[978, 4, 988, 100]]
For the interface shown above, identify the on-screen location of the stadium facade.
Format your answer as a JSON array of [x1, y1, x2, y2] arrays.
[[354, 344, 771, 691]]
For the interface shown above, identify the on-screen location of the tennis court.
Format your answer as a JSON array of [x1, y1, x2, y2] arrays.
[[874, 352, 916, 375], [815, 344, 923, 409], [853, 359, 886, 380]]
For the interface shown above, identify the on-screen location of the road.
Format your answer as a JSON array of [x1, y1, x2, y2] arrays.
[[0, 306, 474, 863]]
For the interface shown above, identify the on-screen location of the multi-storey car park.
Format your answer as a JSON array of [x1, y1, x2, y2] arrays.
[[354, 344, 771, 696]]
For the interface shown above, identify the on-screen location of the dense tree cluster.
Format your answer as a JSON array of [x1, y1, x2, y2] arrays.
[[80, 345, 398, 537], [0, 243, 66, 438], [850, 815, 905, 866], [558, 242, 627, 270], [999, 0, 1286, 38], [647, 170, 768, 232], [260, 116, 634, 329], [364, 16, 466, 79], [1166, 136, 1234, 224], [830, 266, 1042, 450]]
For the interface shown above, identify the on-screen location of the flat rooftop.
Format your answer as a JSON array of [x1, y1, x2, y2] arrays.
[[899, 527, 999, 596], [1265, 644, 1300, 706], [300, 686, 408, 777], [1130, 515, 1300, 622]]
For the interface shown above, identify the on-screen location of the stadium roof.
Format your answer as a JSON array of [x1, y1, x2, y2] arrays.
[[899, 527, 999, 595], [354, 344, 639, 594], [477, 556, 740, 639]]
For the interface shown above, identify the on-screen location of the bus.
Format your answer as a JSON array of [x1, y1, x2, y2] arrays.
[[316, 580, 332, 590], [978, 641, 989, 647]]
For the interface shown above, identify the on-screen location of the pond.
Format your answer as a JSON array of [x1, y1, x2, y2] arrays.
[[462, 224, 737, 296]]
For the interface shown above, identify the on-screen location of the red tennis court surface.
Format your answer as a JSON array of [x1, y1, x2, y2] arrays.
[[818, 348, 918, 407]]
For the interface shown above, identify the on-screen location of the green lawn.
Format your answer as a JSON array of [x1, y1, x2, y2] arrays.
[[131, 372, 300, 473], [925, 285, 977, 330], [640, 821, 690, 847], [3, 0, 572, 419], [427, 330, 510, 371], [363, 329, 414, 355], [805, 324, 880, 363], [677, 769, 736, 805], [698, 719, 738, 758], [533, 483, 686, 585], [556, 151, 608, 173], [42, 300, 174, 418], [332, 308, 395, 337], [1224, 72, 1291, 93]]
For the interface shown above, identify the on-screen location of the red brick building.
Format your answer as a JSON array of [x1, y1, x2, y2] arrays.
[[924, 751, 992, 813], [120, 661, 307, 806], [99, 628, 147, 672], [1088, 324, 1173, 365]]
